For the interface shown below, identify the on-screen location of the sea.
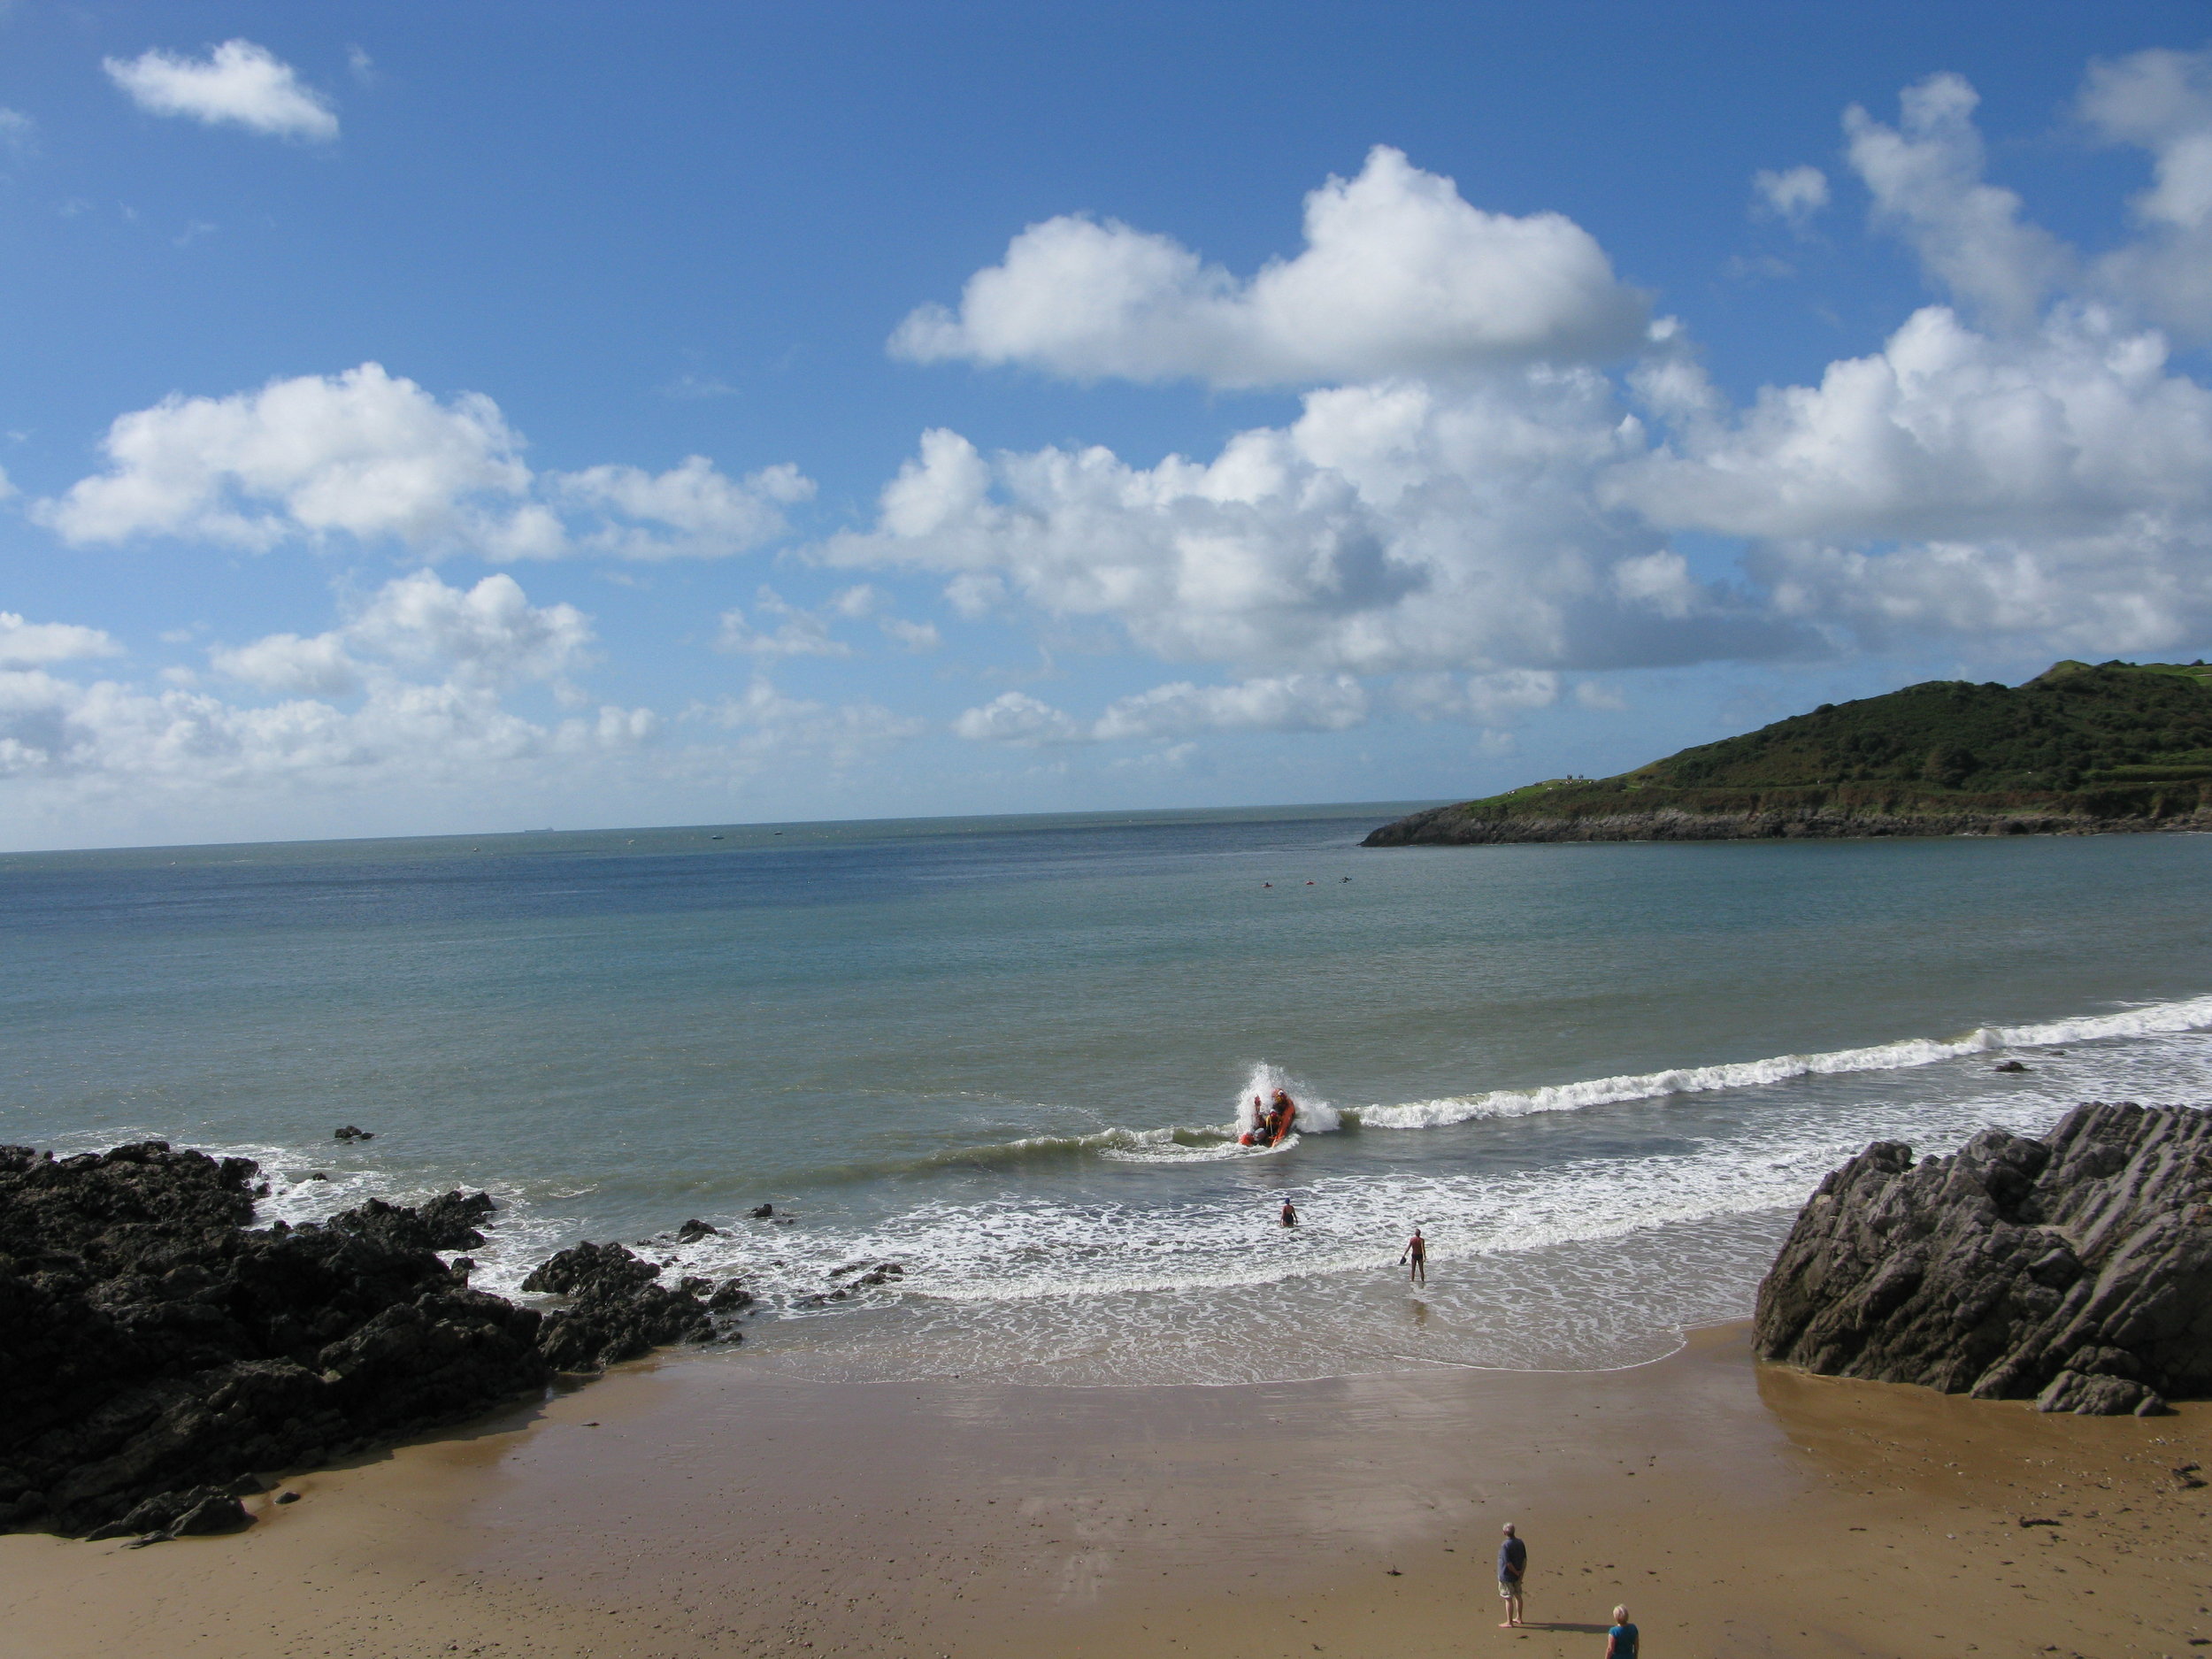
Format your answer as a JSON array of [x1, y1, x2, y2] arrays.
[[5, 805, 2211, 1387]]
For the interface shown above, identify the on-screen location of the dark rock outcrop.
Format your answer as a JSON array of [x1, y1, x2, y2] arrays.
[[83, 1483, 250, 1544], [523, 1240, 719, 1373], [1, 1143, 747, 1539], [1755, 1103, 2212, 1413], [0, 1143, 548, 1536]]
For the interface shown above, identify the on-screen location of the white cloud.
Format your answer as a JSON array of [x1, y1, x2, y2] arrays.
[[210, 630, 358, 696], [0, 613, 122, 669], [104, 40, 338, 142], [210, 571, 591, 700], [716, 588, 852, 659], [38, 365, 806, 563], [2080, 46, 2212, 339], [687, 678, 924, 765], [879, 617, 942, 652], [847, 65, 2212, 680], [556, 456, 813, 560], [956, 672, 1379, 747], [39, 364, 533, 551], [1752, 165, 1829, 226], [1613, 304, 2212, 545], [1843, 73, 2071, 327], [1390, 669, 1560, 723], [952, 690, 1085, 746], [346, 570, 593, 685], [825, 378, 1795, 678], [0, 670, 628, 794], [891, 146, 1647, 388], [0, 572, 663, 822], [1091, 673, 1370, 741]]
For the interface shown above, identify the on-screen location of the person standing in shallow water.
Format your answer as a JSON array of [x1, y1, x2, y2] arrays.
[[1400, 1225, 1426, 1285], [1496, 1522, 1527, 1627], [1604, 1605, 1638, 1658], [1279, 1199, 1297, 1226]]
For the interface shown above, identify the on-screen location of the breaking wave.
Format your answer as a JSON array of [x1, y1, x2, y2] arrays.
[[1349, 993, 2212, 1130]]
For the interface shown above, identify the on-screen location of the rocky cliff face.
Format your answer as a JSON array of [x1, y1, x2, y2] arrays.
[[0, 1142, 742, 1539], [1754, 1102, 2212, 1414]]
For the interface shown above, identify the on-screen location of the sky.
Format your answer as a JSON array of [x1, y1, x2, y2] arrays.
[[5, 1, 2212, 849]]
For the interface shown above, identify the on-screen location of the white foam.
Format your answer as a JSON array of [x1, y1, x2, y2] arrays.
[[1351, 993, 2212, 1130]]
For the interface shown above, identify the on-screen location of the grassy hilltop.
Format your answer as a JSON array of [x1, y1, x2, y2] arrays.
[[1365, 660, 2212, 846]]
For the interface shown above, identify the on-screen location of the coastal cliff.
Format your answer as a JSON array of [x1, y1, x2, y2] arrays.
[[1753, 1102, 2212, 1413], [1367, 659, 2212, 845]]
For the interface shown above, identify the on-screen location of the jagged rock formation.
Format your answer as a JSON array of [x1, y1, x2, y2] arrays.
[[0, 1142, 741, 1540], [1755, 1102, 2212, 1414], [521, 1240, 727, 1372]]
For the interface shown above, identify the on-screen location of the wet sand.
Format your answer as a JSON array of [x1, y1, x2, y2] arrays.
[[3, 1324, 2207, 1658]]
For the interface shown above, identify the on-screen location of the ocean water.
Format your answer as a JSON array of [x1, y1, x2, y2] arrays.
[[5, 805, 2211, 1386]]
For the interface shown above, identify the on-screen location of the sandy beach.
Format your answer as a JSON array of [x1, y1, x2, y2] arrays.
[[3, 1323, 2204, 1659]]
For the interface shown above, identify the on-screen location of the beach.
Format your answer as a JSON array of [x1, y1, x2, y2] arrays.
[[8, 818, 2212, 1654], [4, 1323, 2204, 1658]]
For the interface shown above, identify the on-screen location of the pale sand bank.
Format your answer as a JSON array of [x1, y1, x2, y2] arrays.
[[2, 1325, 2206, 1658]]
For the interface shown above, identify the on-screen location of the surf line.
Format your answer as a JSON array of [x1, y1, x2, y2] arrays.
[[1353, 992, 2212, 1131]]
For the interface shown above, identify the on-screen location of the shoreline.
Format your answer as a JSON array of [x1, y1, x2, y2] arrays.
[[4, 1322, 2205, 1658]]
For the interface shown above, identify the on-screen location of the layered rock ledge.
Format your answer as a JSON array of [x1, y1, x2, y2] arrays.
[[1755, 1102, 2212, 1414], [0, 1142, 749, 1540]]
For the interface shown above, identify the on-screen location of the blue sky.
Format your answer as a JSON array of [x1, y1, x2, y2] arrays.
[[5, 1, 2212, 849]]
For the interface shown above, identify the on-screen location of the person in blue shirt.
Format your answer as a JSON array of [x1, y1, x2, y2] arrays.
[[1605, 1605, 1639, 1658], [1496, 1522, 1527, 1626]]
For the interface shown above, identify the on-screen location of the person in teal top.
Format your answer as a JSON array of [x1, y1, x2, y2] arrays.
[[1605, 1606, 1639, 1659]]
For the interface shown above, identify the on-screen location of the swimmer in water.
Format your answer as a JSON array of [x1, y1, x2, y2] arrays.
[[1280, 1199, 1298, 1226], [1400, 1225, 1427, 1285]]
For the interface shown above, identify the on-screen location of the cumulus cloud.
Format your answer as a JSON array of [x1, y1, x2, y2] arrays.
[[0, 569, 658, 818], [1389, 669, 1560, 723], [1608, 66, 2212, 656], [839, 65, 2212, 687], [1613, 305, 2212, 544], [1752, 165, 1829, 226], [2080, 46, 2212, 340], [1844, 73, 2072, 327], [956, 672, 1386, 747], [210, 630, 358, 696], [891, 146, 1647, 388], [687, 678, 924, 766], [826, 380, 1799, 679], [952, 690, 1085, 746], [716, 588, 852, 659], [0, 669, 654, 795], [39, 365, 807, 562], [557, 456, 814, 560], [104, 40, 338, 142], [0, 614, 121, 669], [210, 571, 592, 699], [346, 571, 593, 685]]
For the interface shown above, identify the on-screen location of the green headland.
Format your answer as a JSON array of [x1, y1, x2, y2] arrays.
[[1365, 660, 2212, 846]]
